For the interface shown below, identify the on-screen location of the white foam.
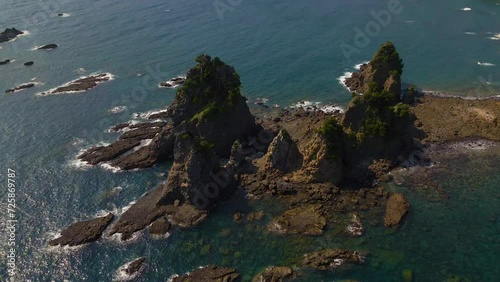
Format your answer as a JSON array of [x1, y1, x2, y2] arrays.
[[477, 62, 496, 67], [337, 71, 353, 90], [464, 32, 476, 35], [132, 108, 168, 120], [100, 163, 122, 173], [59, 13, 71, 17], [461, 7, 472, 11], [109, 106, 127, 114], [354, 61, 369, 70], [36, 73, 115, 96], [404, 20, 414, 23], [486, 33, 500, 40], [290, 101, 344, 114], [158, 75, 186, 89]]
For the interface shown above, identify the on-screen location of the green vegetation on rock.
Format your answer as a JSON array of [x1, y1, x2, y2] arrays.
[[315, 117, 345, 159], [370, 41, 404, 75], [177, 54, 242, 123]]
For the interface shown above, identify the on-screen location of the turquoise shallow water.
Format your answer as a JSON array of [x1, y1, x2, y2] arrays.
[[0, 0, 499, 281]]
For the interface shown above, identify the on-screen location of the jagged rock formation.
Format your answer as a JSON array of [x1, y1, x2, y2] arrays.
[[167, 55, 258, 157], [0, 28, 23, 43], [49, 213, 113, 247], [263, 129, 303, 173], [344, 41, 403, 97], [170, 265, 240, 282]]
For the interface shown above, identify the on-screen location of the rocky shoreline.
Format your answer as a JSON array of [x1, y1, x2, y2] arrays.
[[50, 45, 499, 281]]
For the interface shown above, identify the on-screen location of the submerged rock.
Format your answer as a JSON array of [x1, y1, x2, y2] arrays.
[[268, 204, 326, 235], [37, 44, 58, 50], [49, 213, 113, 247], [302, 249, 365, 270], [0, 28, 24, 43], [384, 193, 410, 228], [170, 265, 240, 282], [252, 266, 295, 282]]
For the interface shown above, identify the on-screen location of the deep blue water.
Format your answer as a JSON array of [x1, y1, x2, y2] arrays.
[[0, 0, 499, 281]]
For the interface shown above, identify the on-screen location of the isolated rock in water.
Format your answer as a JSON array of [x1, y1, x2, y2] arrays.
[[252, 266, 295, 282], [24, 61, 34, 66], [159, 76, 186, 88], [124, 257, 146, 276], [0, 28, 23, 43], [5, 83, 35, 93], [264, 129, 303, 172], [303, 249, 365, 270], [48, 213, 113, 247], [37, 44, 58, 50], [0, 59, 11, 65], [58, 13, 64, 16], [344, 41, 403, 97], [384, 193, 410, 228], [46, 73, 110, 94], [268, 204, 326, 235], [170, 265, 240, 282]]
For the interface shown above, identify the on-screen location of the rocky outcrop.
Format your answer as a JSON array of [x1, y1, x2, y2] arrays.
[[148, 217, 171, 236], [123, 257, 146, 276], [302, 249, 365, 270], [167, 55, 257, 158], [268, 204, 326, 235], [0, 28, 23, 43], [344, 41, 403, 97], [24, 61, 34, 66], [384, 193, 410, 228], [37, 44, 58, 50], [170, 265, 240, 282], [263, 129, 303, 173], [0, 59, 11, 65], [49, 213, 113, 247], [252, 266, 295, 282], [5, 83, 35, 93], [42, 73, 110, 95], [157, 133, 237, 210]]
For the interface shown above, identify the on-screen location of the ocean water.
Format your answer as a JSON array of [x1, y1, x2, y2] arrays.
[[0, 0, 499, 281]]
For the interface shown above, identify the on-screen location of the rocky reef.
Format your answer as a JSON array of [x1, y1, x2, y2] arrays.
[[0, 28, 24, 43], [170, 265, 240, 282], [51, 43, 500, 279]]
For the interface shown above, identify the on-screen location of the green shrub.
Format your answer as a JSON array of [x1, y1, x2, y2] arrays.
[[315, 117, 345, 159], [391, 103, 412, 119]]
